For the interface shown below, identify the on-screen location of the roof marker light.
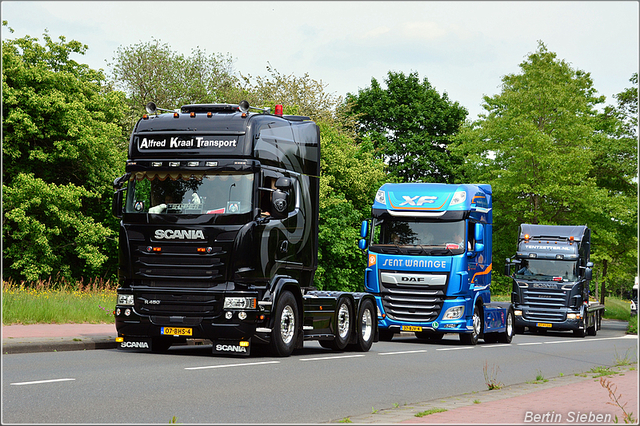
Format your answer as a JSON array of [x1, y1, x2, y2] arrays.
[[190, 112, 196, 118], [275, 104, 283, 116], [173, 112, 179, 118]]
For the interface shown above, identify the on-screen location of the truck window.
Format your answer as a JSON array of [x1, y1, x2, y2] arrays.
[[126, 172, 254, 215], [371, 220, 466, 253], [515, 259, 578, 282]]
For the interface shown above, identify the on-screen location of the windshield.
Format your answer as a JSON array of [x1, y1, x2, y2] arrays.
[[514, 259, 579, 282], [370, 219, 467, 255], [126, 171, 253, 215]]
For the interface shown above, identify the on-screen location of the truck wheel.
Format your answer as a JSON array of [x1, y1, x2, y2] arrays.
[[573, 317, 586, 338], [348, 298, 375, 352], [460, 305, 482, 345], [498, 308, 515, 343], [327, 297, 353, 351], [379, 329, 395, 341], [587, 314, 597, 336], [269, 290, 298, 356]]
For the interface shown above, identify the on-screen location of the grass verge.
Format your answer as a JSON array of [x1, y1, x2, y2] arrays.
[[2, 279, 116, 325]]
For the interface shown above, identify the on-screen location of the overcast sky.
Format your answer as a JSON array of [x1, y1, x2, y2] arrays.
[[2, 1, 638, 121]]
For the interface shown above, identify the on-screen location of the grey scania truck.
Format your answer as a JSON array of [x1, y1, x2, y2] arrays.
[[112, 101, 377, 356], [505, 224, 604, 336]]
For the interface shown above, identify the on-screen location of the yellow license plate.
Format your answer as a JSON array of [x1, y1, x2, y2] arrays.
[[402, 326, 422, 332], [161, 327, 192, 336], [536, 323, 552, 328]]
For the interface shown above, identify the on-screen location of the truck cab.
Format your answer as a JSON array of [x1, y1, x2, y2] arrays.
[[112, 102, 376, 356], [359, 183, 514, 345], [505, 224, 603, 336]]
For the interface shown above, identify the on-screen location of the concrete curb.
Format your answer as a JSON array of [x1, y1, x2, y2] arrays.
[[2, 336, 118, 354]]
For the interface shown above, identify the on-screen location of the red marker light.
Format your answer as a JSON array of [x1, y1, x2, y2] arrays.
[[275, 104, 283, 116], [173, 112, 179, 118]]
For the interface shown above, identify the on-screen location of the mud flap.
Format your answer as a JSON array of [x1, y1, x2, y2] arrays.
[[116, 337, 152, 351], [212, 339, 251, 356]]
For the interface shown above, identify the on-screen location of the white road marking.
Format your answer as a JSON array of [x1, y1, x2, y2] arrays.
[[436, 346, 475, 351], [185, 361, 280, 370], [10, 378, 75, 386], [378, 349, 429, 355], [300, 354, 366, 362]]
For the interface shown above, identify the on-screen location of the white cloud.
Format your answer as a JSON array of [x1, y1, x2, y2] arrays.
[[2, 1, 637, 121]]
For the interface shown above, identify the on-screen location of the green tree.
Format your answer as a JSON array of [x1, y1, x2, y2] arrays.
[[345, 71, 467, 183], [452, 41, 636, 295], [316, 122, 387, 292], [240, 63, 343, 124], [588, 73, 638, 299], [108, 38, 243, 133], [2, 24, 127, 282]]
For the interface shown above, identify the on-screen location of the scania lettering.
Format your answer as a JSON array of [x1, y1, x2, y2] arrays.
[[358, 183, 515, 345], [505, 224, 605, 336], [112, 101, 377, 356]]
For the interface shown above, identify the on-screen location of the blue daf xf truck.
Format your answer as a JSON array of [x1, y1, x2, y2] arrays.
[[112, 101, 376, 357], [358, 182, 514, 345]]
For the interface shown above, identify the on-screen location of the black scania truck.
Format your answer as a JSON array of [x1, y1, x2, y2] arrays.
[[504, 224, 604, 337], [112, 101, 376, 356]]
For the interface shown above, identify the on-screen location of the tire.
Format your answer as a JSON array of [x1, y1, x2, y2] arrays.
[[349, 298, 375, 352], [498, 308, 515, 343], [573, 316, 586, 338], [460, 305, 482, 345], [587, 314, 597, 336], [269, 290, 299, 356], [379, 329, 395, 341], [327, 297, 353, 351]]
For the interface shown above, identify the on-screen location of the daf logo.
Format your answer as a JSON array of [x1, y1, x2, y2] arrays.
[[155, 229, 205, 240], [399, 195, 437, 206], [401, 276, 425, 283]]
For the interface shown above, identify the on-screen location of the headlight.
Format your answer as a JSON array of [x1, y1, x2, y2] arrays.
[[224, 297, 256, 310], [375, 190, 386, 205], [118, 294, 134, 306], [443, 306, 464, 320], [450, 190, 466, 206]]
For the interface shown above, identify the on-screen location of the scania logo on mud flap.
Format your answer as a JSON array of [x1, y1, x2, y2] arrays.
[[120, 341, 149, 349], [155, 229, 205, 240], [215, 344, 247, 353]]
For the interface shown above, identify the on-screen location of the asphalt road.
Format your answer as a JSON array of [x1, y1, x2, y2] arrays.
[[2, 320, 636, 424]]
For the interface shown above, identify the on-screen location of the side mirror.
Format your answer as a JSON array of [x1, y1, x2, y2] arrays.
[[275, 177, 292, 191], [358, 239, 368, 250], [474, 242, 484, 253], [271, 177, 292, 219], [475, 223, 484, 243], [360, 220, 369, 239], [585, 267, 592, 281], [112, 189, 124, 219], [505, 259, 512, 276]]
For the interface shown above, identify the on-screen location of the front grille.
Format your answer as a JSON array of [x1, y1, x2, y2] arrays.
[[136, 292, 219, 317], [379, 271, 447, 322], [133, 245, 227, 285], [521, 288, 568, 322]]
